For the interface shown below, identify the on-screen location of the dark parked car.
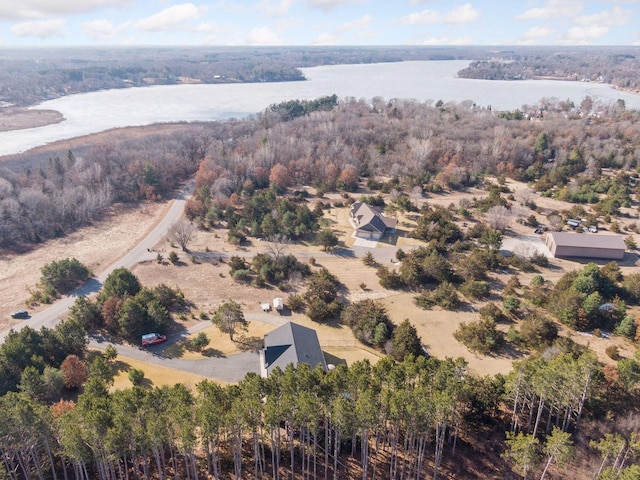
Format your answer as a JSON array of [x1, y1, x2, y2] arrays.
[[11, 310, 29, 319]]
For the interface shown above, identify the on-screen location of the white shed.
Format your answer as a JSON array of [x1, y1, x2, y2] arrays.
[[273, 297, 284, 311]]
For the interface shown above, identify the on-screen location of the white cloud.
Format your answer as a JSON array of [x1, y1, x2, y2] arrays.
[[421, 35, 473, 45], [11, 18, 65, 38], [258, 0, 296, 17], [83, 19, 130, 40], [562, 25, 609, 44], [517, 26, 555, 44], [312, 32, 339, 45], [516, 0, 582, 20], [574, 6, 630, 27], [246, 25, 283, 44], [134, 3, 202, 31], [338, 14, 372, 32], [401, 3, 479, 25], [193, 22, 215, 33], [306, 0, 363, 12], [0, 0, 130, 20], [311, 14, 372, 44]]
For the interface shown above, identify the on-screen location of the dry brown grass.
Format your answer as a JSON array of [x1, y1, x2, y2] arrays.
[[0, 201, 169, 330], [108, 354, 219, 391]]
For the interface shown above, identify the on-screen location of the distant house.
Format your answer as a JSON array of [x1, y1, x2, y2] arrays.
[[350, 202, 397, 240], [545, 232, 626, 260], [260, 322, 327, 378]]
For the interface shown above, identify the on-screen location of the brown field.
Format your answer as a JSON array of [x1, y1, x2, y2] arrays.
[[0, 201, 170, 330]]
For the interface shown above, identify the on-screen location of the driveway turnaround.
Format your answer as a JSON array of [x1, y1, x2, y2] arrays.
[[90, 339, 260, 383]]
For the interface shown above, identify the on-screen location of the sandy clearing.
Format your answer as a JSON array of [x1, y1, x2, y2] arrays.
[[378, 293, 517, 376]]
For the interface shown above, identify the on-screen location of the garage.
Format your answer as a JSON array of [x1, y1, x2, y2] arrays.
[[545, 232, 626, 260]]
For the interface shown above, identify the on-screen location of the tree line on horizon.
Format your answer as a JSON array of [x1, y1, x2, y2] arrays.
[[2, 91, 639, 250]]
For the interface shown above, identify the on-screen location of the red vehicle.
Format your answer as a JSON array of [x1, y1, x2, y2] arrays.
[[141, 333, 166, 346]]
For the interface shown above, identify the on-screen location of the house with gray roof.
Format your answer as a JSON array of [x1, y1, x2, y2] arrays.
[[350, 202, 397, 240], [545, 232, 626, 260], [260, 322, 327, 378]]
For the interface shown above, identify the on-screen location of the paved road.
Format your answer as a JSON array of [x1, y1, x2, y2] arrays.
[[0, 181, 193, 344]]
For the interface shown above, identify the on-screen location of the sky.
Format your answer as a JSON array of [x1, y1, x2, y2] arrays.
[[0, 0, 639, 47]]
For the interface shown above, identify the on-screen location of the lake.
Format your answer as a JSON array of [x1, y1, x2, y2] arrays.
[[1, 60, 639, 157]]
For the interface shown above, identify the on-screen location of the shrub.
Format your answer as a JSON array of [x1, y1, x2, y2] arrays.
[[414, 282, 461, 310], [479, 302, 508, 323], [530, 275, 545, 287], [168, 251, 179, 264], [362, 251, 377, 267], [606, 345, 621, 361], [40, 258, 92, 294], [530, 251, 549, 267], [128, 368, 145, 386], [188, 332, 210, 352], [454, 318, 504, 355], [287, 294, 305, 312], [341, 300, 393, 348], [461, 280, 491, 300], [503, 295, 521, 315], [232, 269, 253, 283], [377, 266, 404, 290], [519, 315, 558, 349]]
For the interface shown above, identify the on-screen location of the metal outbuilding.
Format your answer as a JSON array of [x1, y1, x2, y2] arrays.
[[545, 232, 626, 260]]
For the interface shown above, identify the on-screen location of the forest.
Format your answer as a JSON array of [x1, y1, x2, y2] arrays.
[[2, 88, 640, 478], [458, 46, 640, 92], [2, 90, 640, 249], [2, 331, 638, 480]]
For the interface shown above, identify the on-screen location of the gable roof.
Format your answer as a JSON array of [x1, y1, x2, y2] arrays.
[[263, 322, 327, 375], [351, 202, 397, 232], [548, 232, 626, 250]]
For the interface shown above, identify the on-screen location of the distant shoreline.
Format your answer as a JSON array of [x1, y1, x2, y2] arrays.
[[0, 107, 64, 133]]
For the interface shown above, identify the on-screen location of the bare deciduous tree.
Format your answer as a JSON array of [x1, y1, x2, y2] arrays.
[[515, 188, 534, 207], [485, 205, 511, 232], [548, 214, 564, 232], [169, 220, 196, 252], [264, 233, 290, 265], [410, 185, 423, 206]]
